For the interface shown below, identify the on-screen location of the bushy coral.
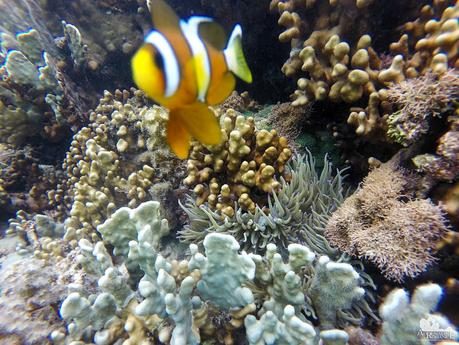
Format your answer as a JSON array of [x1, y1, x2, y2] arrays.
[[386, 69, 459, 146], [184, 108, 292, 217], [325, 161, 449, 282]]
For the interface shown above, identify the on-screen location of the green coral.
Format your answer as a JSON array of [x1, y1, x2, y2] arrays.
[[189, 233, 256, 309]]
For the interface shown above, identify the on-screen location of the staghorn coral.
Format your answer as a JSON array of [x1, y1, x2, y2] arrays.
[[184, 108, 292, 217], [180, 152, 347, 254], [48, 88, 183, 245], [386, 69, 459, 146], [325, 161, 449, 282]]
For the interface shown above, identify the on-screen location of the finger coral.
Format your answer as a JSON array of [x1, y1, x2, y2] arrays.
[[184, 108, 293, 217], [324, 161, 449, 282], [49, 89, 183, 245]]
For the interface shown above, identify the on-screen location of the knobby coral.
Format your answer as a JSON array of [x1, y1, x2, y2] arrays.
[[325, 161, 449, 282], [184, 108, 292, 217], [48, 89, 183, 245]]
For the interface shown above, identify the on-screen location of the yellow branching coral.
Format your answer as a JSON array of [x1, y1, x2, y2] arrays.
[[49, 88, 181, 245], [184, 108, 292, 217]]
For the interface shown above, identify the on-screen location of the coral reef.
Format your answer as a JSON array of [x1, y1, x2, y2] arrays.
[[54, 201, 376, 345], [0, 1, 458, 345], [180, 152, 347, 254], [49, 89, 183, 245], [325, 161, 449, 282], [184, 108, 292, 217]]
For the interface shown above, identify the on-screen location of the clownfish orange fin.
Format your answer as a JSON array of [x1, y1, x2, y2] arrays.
[[175, 103, 222, 146], [223, 24, 252, 83], [198, 20, 227, 50], [206, 72, 236, 105], [167, 109, 192, 159], [147, 0, 180, 30]]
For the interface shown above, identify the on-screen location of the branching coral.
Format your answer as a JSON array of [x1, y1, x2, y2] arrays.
[[55, 201, 379, 345], [348, 0, 459, 139], [325, 161, 449, 282], [180, 152, 347, 255], [0, 22, 95, 146], [184, 108, 293, 217], [49, 89, 183, 245]]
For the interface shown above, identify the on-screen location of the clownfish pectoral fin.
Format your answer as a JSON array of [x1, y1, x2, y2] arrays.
[[206, 72, 236, 105], [175, 103, 222, 146], [223, 24, 252, 83], [167, 109, 192, 159], [197, 20, 227, 50], [147, 0, 180, 30]]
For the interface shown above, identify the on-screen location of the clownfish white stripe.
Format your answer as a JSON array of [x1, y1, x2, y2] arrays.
[[145, 30, 180, 97], [180, 17, 212, 102]]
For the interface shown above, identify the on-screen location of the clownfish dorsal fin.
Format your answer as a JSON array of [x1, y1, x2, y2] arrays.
[[147, 0, 180, 31], [224, 25, 252, 83], [197, 20, 227, 51]]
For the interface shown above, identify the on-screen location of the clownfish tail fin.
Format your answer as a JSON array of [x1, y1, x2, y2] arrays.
[[223, 25, 252, 83]]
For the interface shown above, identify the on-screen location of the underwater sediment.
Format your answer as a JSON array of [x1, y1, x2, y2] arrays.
[[0, 0, 458, 344]]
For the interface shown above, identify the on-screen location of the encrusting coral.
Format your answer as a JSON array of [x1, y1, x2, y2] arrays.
[[325, 160, 449, 282], [184, 107, 292, 217]]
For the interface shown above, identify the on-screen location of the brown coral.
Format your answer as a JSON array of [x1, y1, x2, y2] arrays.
[[386, 69, 459, 146], [184, 108, 292, 217], [324, 161, 449, 282]]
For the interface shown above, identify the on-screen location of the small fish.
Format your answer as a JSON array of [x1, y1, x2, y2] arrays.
[[132, 0, 252, 158]]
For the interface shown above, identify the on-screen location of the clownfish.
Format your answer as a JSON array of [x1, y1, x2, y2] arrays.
[[132, 0, 252, 158]]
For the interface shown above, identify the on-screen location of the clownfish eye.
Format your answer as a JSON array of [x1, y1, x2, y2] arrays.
[[153, 52, 164, 71]]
